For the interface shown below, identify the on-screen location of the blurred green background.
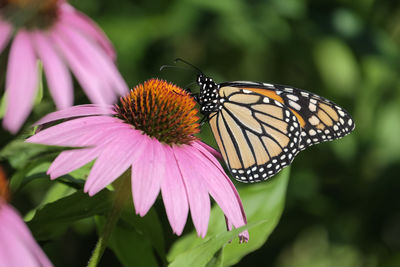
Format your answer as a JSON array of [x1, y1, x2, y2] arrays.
[[2, 0, 400, 266]]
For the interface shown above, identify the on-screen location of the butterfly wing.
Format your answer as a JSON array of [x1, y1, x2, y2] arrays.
[[275, 85, 355, 150], [209, 86, 302, 183], [222, 81, 355, 151]]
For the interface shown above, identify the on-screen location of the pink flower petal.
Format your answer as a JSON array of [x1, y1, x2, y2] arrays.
[[160, 145, 189, 235], [34, 104, 115, 125], [47, 147, 100, 180], [27, 116, 127, 147], [194, 141, 223, 161], [0, 20, 12, 54], [59, 4, 116, 60], [45, 120, 132, 179], [131, 138, 165, 217], [0, 204, 53, 267], [51, 30, 113, 104], [191, 145, 248, 240], [3, 31, 38, 133], [56, 23, 127, 97], [174, 145, 210, 238], [31, 31, 73, 109], [84, 128, 145, 196], [192, 142, 248, 241]]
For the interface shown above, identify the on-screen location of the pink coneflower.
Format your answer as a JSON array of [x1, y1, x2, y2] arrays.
[[0, 167, 53, 267], [26, 79, 248, 241], [0, 0, 128, 133]]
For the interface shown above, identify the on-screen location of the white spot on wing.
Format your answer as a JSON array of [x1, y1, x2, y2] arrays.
[[263, 83, 274, 87], [286, 94, 299, 101], [309, 103, 317, 112], [289, 100, 301, 110]]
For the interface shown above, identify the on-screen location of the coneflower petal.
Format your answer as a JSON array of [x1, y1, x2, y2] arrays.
[[0, 204, 52, 267], [174, 146, 210, 238], [34, 104, 115, 125], [27, 116, 126, 147], [0, 21, 12, 54], [56, 23, 128, 97], [131, 138, 165, 216], [161, 145, 189, 235], [85, 128, 144, 196], [31, 31, 73, 109], [3, 31, 38, 133], [60, 4, 116, 60], [51, 30, 112, 104]]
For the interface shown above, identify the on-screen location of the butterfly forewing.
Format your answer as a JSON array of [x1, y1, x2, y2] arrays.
[[209, 86, 302, 183], [223, 82, 355, 150]]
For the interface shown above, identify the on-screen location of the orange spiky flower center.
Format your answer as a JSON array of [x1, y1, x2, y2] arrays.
[[0, 0, 59, 29], [0, 166, 9, 203], [114, 79, 200, 145]]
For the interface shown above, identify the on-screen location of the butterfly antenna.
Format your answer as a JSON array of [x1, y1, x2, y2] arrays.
[[174, 58, 204, 75], [159, 64, 190, 72]]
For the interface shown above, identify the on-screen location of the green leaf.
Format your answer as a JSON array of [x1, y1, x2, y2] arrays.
[[28, 190, 113, 240], [34, 60, 44, 106], [0, 138, 53, 168], [314, 37, 359, 96], [205, 247, 224, 267], [222, 168, 290, 266], [120, 205, 166, 262], [169, 221, 266, 267], [168, 168, 290, 266], [0, 91, 6, 119], [97, 216, 159, 267], [24, 182, 76, 221]]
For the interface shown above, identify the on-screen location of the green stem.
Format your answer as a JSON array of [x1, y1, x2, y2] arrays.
[[87, 172, 131, 267]]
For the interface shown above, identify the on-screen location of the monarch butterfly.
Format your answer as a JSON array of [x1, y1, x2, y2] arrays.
[[190, 69, 355, 183]]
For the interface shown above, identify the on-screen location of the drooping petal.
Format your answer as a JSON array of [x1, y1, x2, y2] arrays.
[[34, 104, 115, 125], [195, 141, 223, 161], [31, 31, 73, 109], [191, 143, 248, 241], [3, 31, 38, 133], [131, 138, 166, 217], [84, 128, 144, 196], [0, 20, 12, 54], [0, 204, 52, 267], [160, 145, 189, 235], [59, 4, 116, 60], [174, 145, 210, 237], [51, 29, 113, 104], [192, 142, 248, 241], [26, 116, 128, 147], [56, 23, 127, 96]]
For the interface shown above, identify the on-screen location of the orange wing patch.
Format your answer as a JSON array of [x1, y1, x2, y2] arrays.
[[242, 87, 306, 127]]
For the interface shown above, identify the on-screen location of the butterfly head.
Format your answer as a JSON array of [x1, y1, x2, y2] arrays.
[[196, 74, 221, 115]]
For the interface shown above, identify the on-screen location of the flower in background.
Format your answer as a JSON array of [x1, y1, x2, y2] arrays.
[[27, 79, 249, 241], [0, 166, 53, 267], [0, 0, 128, 133]]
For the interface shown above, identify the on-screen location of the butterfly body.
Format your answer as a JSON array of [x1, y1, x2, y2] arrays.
[[195, 74, 355, 183]]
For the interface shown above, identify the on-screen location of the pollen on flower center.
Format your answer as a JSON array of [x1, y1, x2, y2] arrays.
[[0, 0, 59, 29], [114, 79, 200, 145]]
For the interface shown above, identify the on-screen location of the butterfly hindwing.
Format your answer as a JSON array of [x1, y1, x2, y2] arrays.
[[272, 85, 355, 150], [209, 86, 302, 183]]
